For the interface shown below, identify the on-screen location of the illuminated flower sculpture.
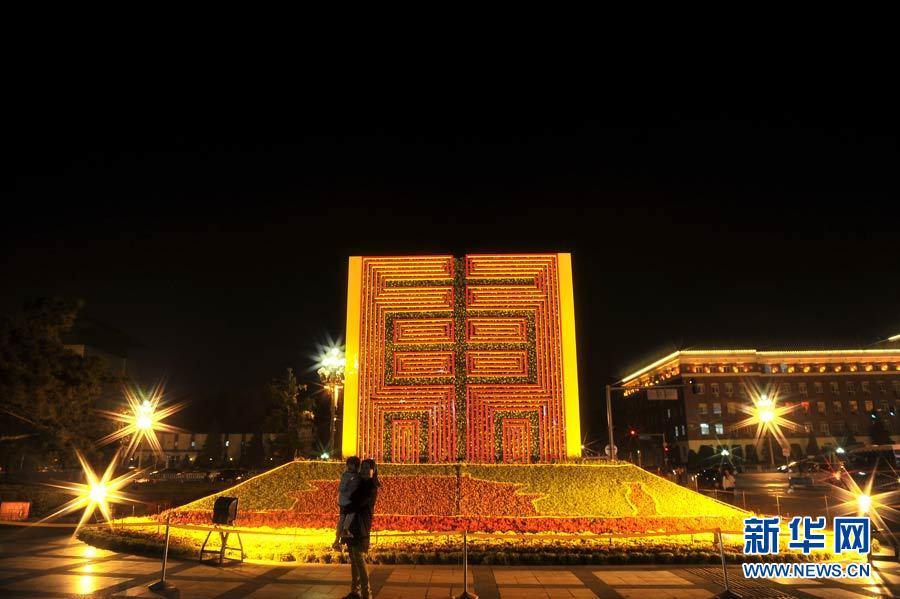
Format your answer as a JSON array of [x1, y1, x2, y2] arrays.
[[96, 382, 185, 460], [42, 449, 143, 532]]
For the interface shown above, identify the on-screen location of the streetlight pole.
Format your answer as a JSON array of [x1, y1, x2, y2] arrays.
[[328, 383, 342, 453], [605, 384, 615, 460], [768, 433, 776, 469], [317, 345, 346, 457], [605, 382, 685, 462]]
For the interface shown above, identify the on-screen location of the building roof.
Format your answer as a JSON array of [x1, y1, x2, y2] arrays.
[[620, 344, 900, 384]]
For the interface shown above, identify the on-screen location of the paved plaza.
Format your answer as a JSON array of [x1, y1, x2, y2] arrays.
[[0, 531, 897, 598]]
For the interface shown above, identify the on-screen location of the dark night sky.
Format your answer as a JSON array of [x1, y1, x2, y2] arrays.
[[3, 104, 899, 438]]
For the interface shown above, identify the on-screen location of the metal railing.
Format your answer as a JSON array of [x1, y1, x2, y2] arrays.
[[82, 519, 744, 598]]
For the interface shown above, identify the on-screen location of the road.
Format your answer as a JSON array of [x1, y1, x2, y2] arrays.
[[701, 471, 900, 533]]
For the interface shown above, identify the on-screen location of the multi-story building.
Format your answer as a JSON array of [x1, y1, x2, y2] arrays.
[[617, 335, 900, 466], [132, 431, 276, 468]]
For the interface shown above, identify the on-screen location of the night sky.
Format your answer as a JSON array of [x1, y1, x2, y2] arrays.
[[4, 107, 899, 438]]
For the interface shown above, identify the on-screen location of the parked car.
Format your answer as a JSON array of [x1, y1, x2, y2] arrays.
[[696, 468, 722, 490], [216, 469, 247, 483]]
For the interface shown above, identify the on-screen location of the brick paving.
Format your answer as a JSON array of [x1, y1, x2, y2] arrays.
[[0, 532, 895, 598]]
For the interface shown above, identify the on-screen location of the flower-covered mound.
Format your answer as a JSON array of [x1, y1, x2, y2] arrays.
[[164, 460, 749, 534]]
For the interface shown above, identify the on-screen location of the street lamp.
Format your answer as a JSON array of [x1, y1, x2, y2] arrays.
[[96, 382, 186, 467], [733, 390, 801, 470], [317, 345, 346, 455]]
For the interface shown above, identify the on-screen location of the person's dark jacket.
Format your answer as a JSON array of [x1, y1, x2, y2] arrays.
[[345, 478, 378, 551]]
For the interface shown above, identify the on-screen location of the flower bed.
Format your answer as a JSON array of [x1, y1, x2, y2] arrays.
[[165, 461, 748, 534], [77, 461, 766, 564]]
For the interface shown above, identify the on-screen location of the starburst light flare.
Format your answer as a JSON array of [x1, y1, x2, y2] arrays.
[[731, 391, 803, 455], [95, 381, 186, 460], [40, 449, 145, 533], [828, 465, 900, 534]]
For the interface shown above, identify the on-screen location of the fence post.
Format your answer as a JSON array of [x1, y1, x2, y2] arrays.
[[454, 529, 478, 599], [712, 529, 739, 599], [148, 515, 177, 595]]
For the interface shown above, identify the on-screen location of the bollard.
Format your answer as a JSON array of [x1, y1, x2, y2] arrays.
[[454, 530, 478, 599], [149, 515, 178, 596], [712, 529, 742, 598]]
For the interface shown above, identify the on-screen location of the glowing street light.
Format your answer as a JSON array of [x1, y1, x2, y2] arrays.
[[41, 449, 144, 533], [857, 493, 872, 515], [733, 389, 802, 468], [96, 382, 186, 463], [835, 446, 846, 454], [720, 449, 730, 457], [828, 466, 899, 532]]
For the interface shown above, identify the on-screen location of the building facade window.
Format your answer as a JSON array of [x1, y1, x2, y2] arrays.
[[851, 422, 861, 433], [817, 401, 827, 415], [830, 382, 840, 395], [833, 421, 845, 434], [781, 382, 792, 394], [846, 382, 856, 395], [861, 381, 870, 394], [727, 402, 738, 415], [695, 383, 706, 395], [714, 423, 724, 435], [893, 381, 900, 398], [725, 382, 734, 397], [804, 422, 813, 433], [712, 403, 722, 416], [880, 400, 890, 412], [799, 382, 808, 397], [711, 383, 720, 397], [698, 402, 708, 415], [814, 381, 824, 395], [864, 399, 874, 413], [832, 400, 843, 416], [700, 423, 710, 436], [820, 422, 830, 435], [878, 381, 888, 395]]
